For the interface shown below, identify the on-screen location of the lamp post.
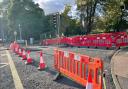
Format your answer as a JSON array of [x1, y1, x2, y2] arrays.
[[19, 24, 22, 40], [14, 31, 17, 41]]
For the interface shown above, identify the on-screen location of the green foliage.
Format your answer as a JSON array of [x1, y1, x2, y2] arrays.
[[7, 0, 51, 40], [60, 6, 83, 36], [64, 19, 82, 36]]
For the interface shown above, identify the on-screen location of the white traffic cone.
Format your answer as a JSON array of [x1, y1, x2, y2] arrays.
[[38, 51, 46, 70], [86, 72, 93, 89], [22, 49, 27, 60], [25, 50, 33, 64], [18, 48, 22, 56], [15, 47, 18, 54]]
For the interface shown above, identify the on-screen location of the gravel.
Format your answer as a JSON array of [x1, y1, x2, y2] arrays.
[[10, 48, 84, 89], [10, 46, 116, 89]]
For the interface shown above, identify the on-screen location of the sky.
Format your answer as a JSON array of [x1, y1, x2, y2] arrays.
[[33, 0, 105, 20], [33, 0, 76, 15]]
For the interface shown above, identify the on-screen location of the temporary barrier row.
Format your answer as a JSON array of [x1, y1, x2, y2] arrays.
[[10, 41, 46, 70], [115, 35, 128, 48], [41, 32, 128, 48], [10, 41, 20, 52], [54, 49, 103, 89]]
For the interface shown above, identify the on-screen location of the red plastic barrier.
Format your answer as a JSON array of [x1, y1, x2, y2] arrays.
[[54, 49, 103, 89], [115, 35, 128, 48], [41, 32, 128, 48], [94, 35, 112, 48]]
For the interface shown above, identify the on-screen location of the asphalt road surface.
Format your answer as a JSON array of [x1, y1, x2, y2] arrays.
[[0, 46, 15, 89], [0, 45, 116, 89]]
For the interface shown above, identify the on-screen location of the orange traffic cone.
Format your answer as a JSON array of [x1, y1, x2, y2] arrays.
[[25, 50, 33, 64], [38, 51, 46, 70], [17, 47, 20, 54], [15, 47, 18, 54], [86, 71, 93, 89], [18, 48, 22, 57], [22, 49, 27, 60]]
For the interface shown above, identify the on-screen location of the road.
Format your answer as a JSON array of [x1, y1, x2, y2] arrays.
[[0, 46, 15, 89], [1, 44, 123, 89], [0, 45, 84, 89]]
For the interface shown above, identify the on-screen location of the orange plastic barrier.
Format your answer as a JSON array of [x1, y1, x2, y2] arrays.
[[54, 49, 103, 89]]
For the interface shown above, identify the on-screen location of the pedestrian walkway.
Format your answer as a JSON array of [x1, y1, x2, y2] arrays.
[[111, 48, 128, 89]]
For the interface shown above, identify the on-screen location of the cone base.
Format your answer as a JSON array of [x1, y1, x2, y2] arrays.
[[38, 63, 46, 70], [19, 55, 22, 57], [22, 55, 27, 60], [86, 83, 93, 89], [18, 53, 22, 57], [22, 58, 27, 60], [25, 61, 33, 65], [25, 58, 33, 64]]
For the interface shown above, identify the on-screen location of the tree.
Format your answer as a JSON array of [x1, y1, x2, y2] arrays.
[[99, 0, 128, 32], [61, 6, 82, 36], [77, 0, 128, 33], [0, 0, 10, 41], [77, 0, 99, 34], [8, 0, 51, 40]]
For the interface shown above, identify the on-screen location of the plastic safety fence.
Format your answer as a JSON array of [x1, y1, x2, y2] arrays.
[[41, 32, 128, 48], [115, 35, 128, 47], [54, 49, 103, 89]]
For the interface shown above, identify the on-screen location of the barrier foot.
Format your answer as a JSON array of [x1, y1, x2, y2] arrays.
[[53, 72, 62, 81]]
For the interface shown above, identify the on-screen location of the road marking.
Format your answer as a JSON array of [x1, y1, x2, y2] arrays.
[[0, 54, 7, 57], [6, 50, 24, 89], [0, 63, 8, 69]]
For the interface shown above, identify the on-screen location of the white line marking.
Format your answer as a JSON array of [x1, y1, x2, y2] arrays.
[[0, 63, 8, 69], [0, 54, 7, 57], [6, 50, 24, 89]]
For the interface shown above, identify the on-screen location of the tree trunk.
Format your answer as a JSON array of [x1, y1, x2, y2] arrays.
[[115, 8, 123, 32], [86, 0, 98, 34]]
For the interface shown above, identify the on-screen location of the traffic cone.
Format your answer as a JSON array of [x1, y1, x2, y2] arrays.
[[38, 51, 46, 70], [86, 71, 93, 89], [18, 48, 22, 57], [17, 47, 20, 54], [25, 50, 33, 64], [22, 49, 27, 60], [15, 47, 18, 54]]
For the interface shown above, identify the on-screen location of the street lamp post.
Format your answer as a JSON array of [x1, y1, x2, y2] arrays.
[[19, 24, 22, 40], [14, 31, 17, 41]]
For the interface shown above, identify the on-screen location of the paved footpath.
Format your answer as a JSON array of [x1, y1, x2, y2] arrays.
[[111, 48, 128, 89]]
